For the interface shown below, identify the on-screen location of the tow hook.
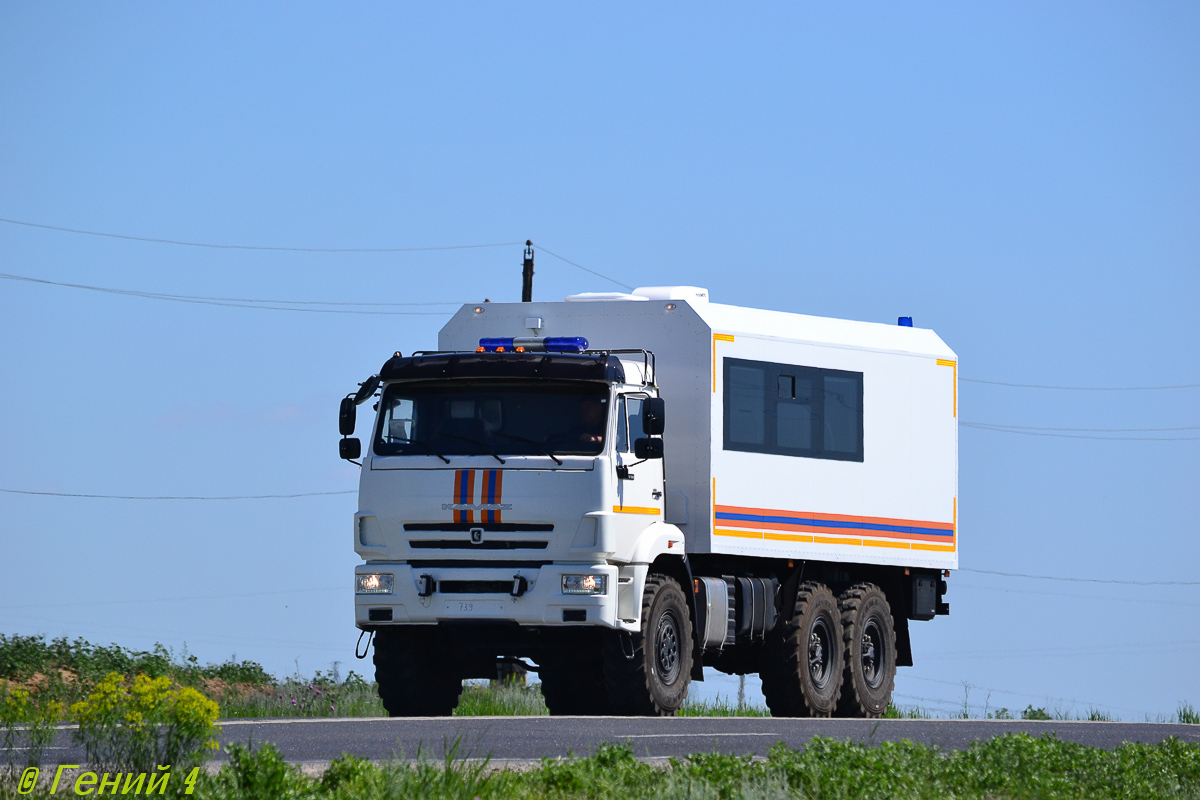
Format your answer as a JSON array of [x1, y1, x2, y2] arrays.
[[417, 574, 435, 597], [620, 632, 636, 660]]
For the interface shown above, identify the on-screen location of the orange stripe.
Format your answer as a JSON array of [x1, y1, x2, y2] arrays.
[[911, 543, 956, 552], [715, 517, 953, 543], [465, 470, 476, 523], [937, 359, 957, 417], [453, 469, 464, 523], [863, 540, 911, 550], [764, 532, 814, 543], [715, 504, 955, 533], [712, 333, 734, 392], [814, 535, 862, 546], [715, 528, 763, 539]]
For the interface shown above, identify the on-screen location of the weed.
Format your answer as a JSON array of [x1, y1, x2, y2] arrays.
[[0, 684, 63, 773], [455, 680, 547, 716], [71, 672, 220, 772], [1022, 704, 1052, 720], [1179, 702, 1200, 725]]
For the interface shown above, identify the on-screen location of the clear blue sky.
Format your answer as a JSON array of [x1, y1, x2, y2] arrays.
[[1, 3, 1197, 719]]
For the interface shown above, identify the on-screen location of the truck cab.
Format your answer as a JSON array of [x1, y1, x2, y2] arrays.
[[348, 341, 693, 715]]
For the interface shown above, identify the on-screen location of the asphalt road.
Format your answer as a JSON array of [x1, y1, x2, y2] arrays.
[[31, 717, 1200, 767]]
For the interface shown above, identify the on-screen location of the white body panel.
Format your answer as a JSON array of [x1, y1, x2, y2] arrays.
[[438, 298, 958, 572]]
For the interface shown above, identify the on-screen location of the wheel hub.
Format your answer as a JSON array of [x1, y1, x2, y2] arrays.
[[655, 610, 681, 685], [808, 618, 832, 688], [861, 616, 884, 689]]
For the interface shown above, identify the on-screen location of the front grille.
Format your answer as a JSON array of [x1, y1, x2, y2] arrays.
[[409, 540, 548, 550], [404, 523, 554, 532], [438, 580, 514, 594]]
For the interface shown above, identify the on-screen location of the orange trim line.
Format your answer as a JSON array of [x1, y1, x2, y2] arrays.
[[712, 333, 734, 393], [718, 517, 954, 543], [715, 504, 955, 532], [937, 358, 957, 417]]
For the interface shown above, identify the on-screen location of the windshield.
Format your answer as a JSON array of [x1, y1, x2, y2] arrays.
[[374, 380, 610, 457]]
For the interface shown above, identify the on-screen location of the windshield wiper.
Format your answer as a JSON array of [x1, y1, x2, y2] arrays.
[[390, 437, 450, 464], [440, 434, 506, 464], [492, 432, 563, 465]]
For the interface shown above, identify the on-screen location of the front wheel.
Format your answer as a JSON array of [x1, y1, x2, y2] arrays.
[[603, 574, 693, 715], [373, 628, 463, 716]]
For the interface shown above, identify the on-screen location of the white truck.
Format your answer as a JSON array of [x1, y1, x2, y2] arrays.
[[340, 286, 955, 717]]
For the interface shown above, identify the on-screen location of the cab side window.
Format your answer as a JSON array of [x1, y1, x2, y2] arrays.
[[616, 396, 629, 452], [625, 396, 645, 450]]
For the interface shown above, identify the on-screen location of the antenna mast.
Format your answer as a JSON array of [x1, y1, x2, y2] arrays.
[[521, 240, 534, 302]]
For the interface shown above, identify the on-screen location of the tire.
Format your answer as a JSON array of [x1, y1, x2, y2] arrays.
[[836, 583, 897, 718], [603, 574, 692, 715], [760, 582, 843, 717], [373, 628, 463, 716], [538, 633, 609, 715]]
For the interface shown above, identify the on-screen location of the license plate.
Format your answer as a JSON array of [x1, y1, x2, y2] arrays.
[[441, 600, 504, 616]]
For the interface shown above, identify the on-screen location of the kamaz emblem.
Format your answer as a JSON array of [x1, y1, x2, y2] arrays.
[[448, 469, 508, 523], [470, 527, 484, 544]]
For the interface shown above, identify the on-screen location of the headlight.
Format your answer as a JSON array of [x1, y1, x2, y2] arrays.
[[356, 573, 394, 595], [561, 574, 607, 595]]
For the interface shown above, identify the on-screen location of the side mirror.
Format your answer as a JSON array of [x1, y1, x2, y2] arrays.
[[339, 438, 362, 460], [354, 375, 380, 405], [642, 397, 665, 436], [633, 438, 663, 460], [339, 396, 356, 436]]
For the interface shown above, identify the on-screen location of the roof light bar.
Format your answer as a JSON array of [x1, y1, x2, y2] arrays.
[[478, 336, 588, 353]]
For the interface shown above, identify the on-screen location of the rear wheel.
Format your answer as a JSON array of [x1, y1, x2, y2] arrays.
[[603, 574, 692, 715], [373, 628, 463, 716], [761, 582, 843, 717], [836, 583, 896, 718]]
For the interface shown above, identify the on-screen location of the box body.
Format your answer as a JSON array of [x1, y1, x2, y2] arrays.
[[439, 296, 958, 572]]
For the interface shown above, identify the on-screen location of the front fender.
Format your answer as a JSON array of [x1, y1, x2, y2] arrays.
[[626, 521, 686, 565]]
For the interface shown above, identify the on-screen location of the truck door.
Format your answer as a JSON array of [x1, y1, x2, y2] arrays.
[[614, 394, 664, 516]]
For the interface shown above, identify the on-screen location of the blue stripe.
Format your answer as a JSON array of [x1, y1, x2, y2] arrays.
[[715, 511, 954, 538], [486, 471, 496, 522]]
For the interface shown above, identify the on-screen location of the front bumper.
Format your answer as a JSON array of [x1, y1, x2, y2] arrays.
[[354, 562, 624, 629]]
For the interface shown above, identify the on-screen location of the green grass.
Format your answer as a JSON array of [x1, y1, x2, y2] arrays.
[[9, 734, 1197, 800]]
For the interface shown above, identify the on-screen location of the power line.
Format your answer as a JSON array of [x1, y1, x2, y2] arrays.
[[0, 488, 354, 500], [965, 422, 1200, 433], [901, 675, 1157, 718], [958, 568, 1200, 586], [0, 216, 521, 254], [955, 424, 1200, 443], [0, 586, 342, 611], [537, 244, 634, 291], [962, 377, 1200, 391], [0, 272, 459, 315]]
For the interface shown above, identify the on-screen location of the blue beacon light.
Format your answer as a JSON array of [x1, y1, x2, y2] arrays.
[[478, 336, 589, 353]]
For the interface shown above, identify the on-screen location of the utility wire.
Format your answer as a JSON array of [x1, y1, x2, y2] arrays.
[[0, 488, 354, 500], [0, 273, 458, 316], [960, 422, 1200, 441], [0, 216, 521, 254], [962, 377, 1200, 391], [0, 586, 342, 611], [537, 244, 635, 291], [964, 422, 1200, 433], [958, 567, 1200, 586], [900, 675, 1157, 718]]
